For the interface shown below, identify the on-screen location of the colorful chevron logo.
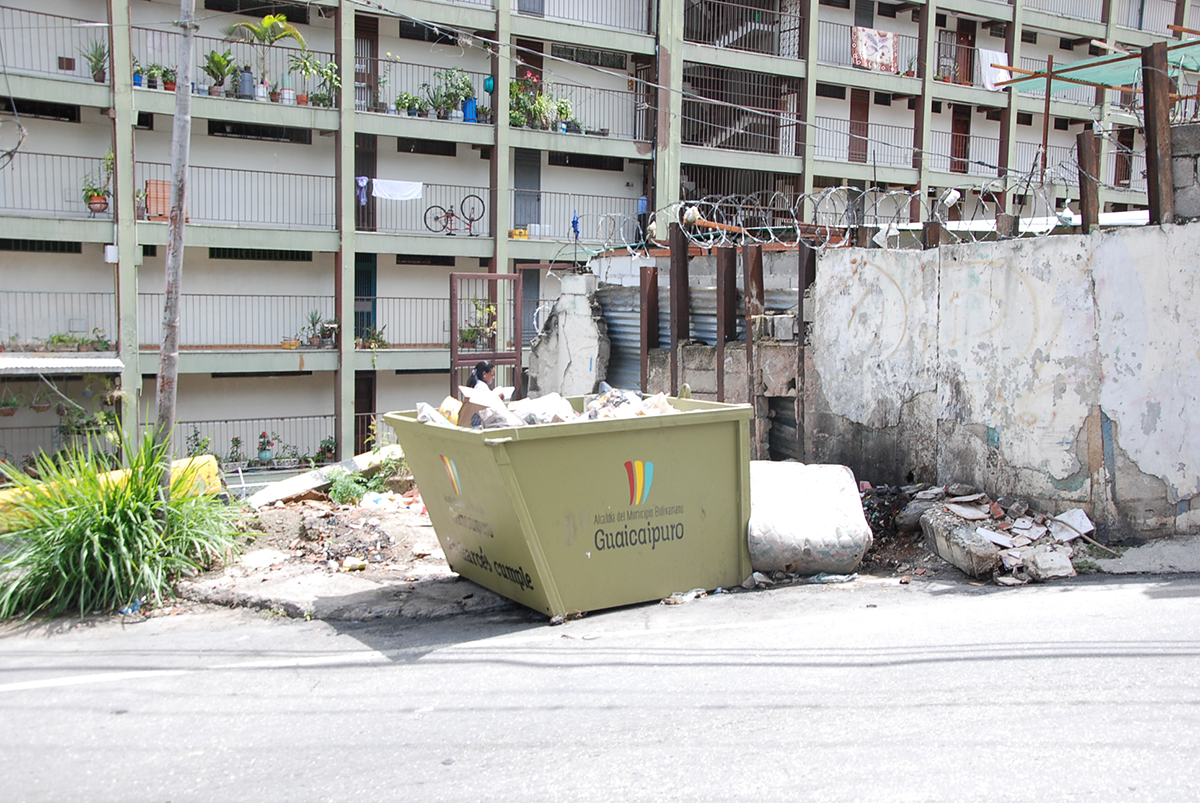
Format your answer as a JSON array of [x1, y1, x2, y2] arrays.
[[441, 455, 461, 495], [624, 460, 654, 506]]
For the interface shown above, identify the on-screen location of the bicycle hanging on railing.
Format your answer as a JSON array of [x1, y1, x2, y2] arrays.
[[424, 195, 486, 235]]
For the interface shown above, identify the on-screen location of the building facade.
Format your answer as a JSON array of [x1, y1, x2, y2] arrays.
[[0, 0, 1173, 465]]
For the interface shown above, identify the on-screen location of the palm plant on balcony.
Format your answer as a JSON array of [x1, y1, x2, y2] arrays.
[[305, 309, 323, 347], [81, 41, 108, 83], [202, 49, 236, 97], [223, 13, 307, 93]]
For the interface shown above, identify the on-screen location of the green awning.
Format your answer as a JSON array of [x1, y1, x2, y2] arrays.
[[999, 38, 1200, 92]]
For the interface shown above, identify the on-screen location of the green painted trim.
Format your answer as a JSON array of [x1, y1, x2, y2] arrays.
[[812, 64, 925, 94], [138, 350, 339, 375], [1022, 9, 1107, 38], [509, 128, 652, 161], [134, 222, 340, 251], [353, 349, 449, 372], [356, 113, 495, 144], [680, 42, 807, 79], [2, 74, 111, 108], [369, 0, 495, 31], [134, 91, 341, 130], [509, 16, 656, 56], [0, 216, 115, 243], [353, 231, 494, 257], [679, 145, 803, 174], [809, 158, 919, 184], [335, 4, 356, 461]]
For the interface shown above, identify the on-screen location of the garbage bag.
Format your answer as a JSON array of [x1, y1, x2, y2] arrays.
[[747, 461, 873, 575]]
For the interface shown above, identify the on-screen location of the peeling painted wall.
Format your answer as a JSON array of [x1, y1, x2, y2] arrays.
[[807, 224, 1200, 537]]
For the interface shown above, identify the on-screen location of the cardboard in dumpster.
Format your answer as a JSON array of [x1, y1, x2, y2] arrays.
[[383, 396, 753, 618]]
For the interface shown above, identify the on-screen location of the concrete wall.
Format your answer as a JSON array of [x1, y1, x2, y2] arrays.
[[806, 223, 1200, 537]]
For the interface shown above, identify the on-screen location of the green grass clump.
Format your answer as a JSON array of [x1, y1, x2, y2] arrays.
[[0, 431, 241, 619], [326, 455, 409, 506]]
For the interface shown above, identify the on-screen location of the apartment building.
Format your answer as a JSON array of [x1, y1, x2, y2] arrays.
[[0, 0, 1171, 466]]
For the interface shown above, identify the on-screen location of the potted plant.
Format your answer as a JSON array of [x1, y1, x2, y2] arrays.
[[397, 91, 420, 115], [29, 389, 51, 413], [223, 13, 306, 99], [459, 299, 497, 348], [434, 67, 474, 122], [202, 49, 236, 96], [530, 92, 554, 130], [305, 309, 323, 347], [424, 82, 452, 120], [374, 70, 390, 113], [0, 388, 20, 417], [161, 66, 177, 91], [904, 56, 917, 77], [257, 431, 274, 464], [317, 436, 336, 463], [308, 61, 340, 108], [222, 436, 248, 471], [477, 104, 492, 124], [281, 333, 301, 349], [81, 41, 108, 83], [414, 97, 430, 118], [288, 50, 321, 105], [554, 97, 572, 131], [132, 58, 143, 87], [135, 188, 147, 220], [275, 439, 299, 468], [144, 63, 162, 90], [320, 318, 339, 347], [81, 150, 113, 215]]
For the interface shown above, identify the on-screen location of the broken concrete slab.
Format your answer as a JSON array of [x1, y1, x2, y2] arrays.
[[920, 507, 1000, 578], [1049, 508, 1095, 542], [944, 503, 990, 521], [976, 527, 1014, 549], [1094, 535, 1200, 574], [244, 445, 405, 509], [895, 499, 939, 531], [1027, 551, 1076, 581]]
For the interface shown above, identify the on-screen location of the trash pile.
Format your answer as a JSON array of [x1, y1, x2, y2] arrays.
[[416, 383, 680, 430], [884, 482, 1116, 585]]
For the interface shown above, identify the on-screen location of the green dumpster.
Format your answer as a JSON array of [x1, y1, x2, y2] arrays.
[[383, 397, 753, 618]]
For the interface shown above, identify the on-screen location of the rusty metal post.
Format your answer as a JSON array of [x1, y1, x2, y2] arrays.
[[996, 213, 1020, 238], [742, 243, 765, 458], [797, 242, 816, 461], [1041, 54, 1054, 179], [669, 222, 688, 395], [1142, 41, 1175, 225], [922, 220, 947, 248], [715, 246, 737, 402], [639, 262, 659, 392], [1077, 129, 1100, 233]]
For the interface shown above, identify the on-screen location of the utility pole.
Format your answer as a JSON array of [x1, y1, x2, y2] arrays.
[[155, 0, 196, 502]]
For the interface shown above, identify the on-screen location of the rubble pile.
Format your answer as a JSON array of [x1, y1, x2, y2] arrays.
[[419, 384, 680, 430]]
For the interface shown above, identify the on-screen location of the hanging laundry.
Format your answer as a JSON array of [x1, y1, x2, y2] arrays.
[[851, 27, 899, 74], [355, 176, 369, 206], [979, 49, 1011, 91], [372, 179, 423, 201]]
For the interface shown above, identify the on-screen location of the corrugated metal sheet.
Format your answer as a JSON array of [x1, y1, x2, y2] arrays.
[[596, 285, 643, 391], [768, 395, 802, 461], [0, 353, 124, 376]]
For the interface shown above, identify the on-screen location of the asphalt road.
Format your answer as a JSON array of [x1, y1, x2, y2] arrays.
[[2, 573, 1199, 802]]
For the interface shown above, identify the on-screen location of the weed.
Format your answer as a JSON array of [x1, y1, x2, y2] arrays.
[[326, 457, 408, 506], [0, 431, 242, 619]]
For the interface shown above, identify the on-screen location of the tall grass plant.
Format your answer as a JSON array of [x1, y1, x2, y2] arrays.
[[0, 432, 240, 619]]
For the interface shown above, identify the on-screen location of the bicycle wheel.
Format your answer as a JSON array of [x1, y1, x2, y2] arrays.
[[424, 205, 450, 233], [460, 194, 485, 223]]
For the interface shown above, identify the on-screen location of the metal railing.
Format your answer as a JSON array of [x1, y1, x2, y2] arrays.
[[1023, 0, 1104, 19], [0, 425, 59, 464], [370, 183, 491, 236], [1011, 141, 1078, 175], [0, 7, 110, 82], [681, 64, 799, 156], [354, 412, 398, 450], [0, 152, 110, 218], [1105, 148, 1148, 191], [511, 0, 651, 34], [1114, 0, 1176, 33], [356, 55, 489, 115], [543, 81, 647, 141], [135, 162, 335, 230], [683, 0, 803, 58], [0, 291, 117, 346], [166, 415, 336, 464], [355, 296, 451, 348], [509, 190, 640, 243], [928, 132, 1001, 176], [815, 21, 920, 74], [1017, 57, 1099, 106], [812, 117, 915, 168], [138, 294, 335, 349], [132, 27, 336, 102]]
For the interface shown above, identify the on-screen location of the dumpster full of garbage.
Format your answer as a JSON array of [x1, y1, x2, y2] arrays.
[[383, 395, 752, 618]]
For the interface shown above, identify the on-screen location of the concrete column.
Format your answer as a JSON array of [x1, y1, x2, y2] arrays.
[[1096, 0, 1119, 198], [653, 0, 684, 221], [799, 0, 819, 198], [914, 0, 939, 220], [108, 0, 141, 445], [334, 2, 356, 459], [1000, 0, 1025, 213], [490, 4, 511, 271]]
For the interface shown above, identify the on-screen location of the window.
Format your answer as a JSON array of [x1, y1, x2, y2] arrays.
[[209, 248, 313, 261], [877, 3, 900, 18], [396, 254, 456, 266], [397, 137, 456, 157], [932, 101, 943, 113], [989, 24, 1007, 38], [0, 239, 82, 253], [399, 19, 456, 45], [550, 44, 627, 70], [0, 97, 79, 122], [1021, 30, 1037, 45], [1054, 117, 1070, 131], [819, 0, 851, 9], [874, 92, 892, 106], [135, 112, 154, 130], [207, 119, 312, 144], [142, 245, 157, 257], [1018, 112, 1033, 125], [203, 0, 308, 25], [815, 83, 846, 99], [548, 152, 624, 171], [985, 108, 1003, 121]]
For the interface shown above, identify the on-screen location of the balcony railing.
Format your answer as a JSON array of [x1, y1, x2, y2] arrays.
[[543, 81, 649, 141], [511, 0, 651, 35], [368, 183, 491, 236], [0, 152, 110, 219], [354, 296, 451, 348], [138, 294, 335, 349], [1114, 0, 1176, 33], [0, 7, 110, 83], [354, 412, 398, 453], [0, 291, 117, 347], [132, 27, 336, 103], [816, 21, 920, 75], [682, 64, 800, 156], [812, 117, 915, 168], [356, 55, 489, 115], [165, 415, 336, 464], [1018, 57, 1099, 106], [928, 132, 1001, 177], [509, 190, 640, 243], [1023, 0, 1104, 20], [684, 0, 803, 58], [1105, 148, 1148, 191], [135, 162, 335, 230]]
